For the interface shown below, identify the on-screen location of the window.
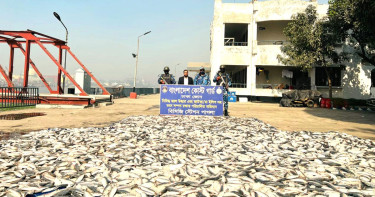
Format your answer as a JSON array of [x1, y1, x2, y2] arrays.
[[371, 69, 375, 87], [292, 70, 310, 90], [315, 67, 341, 86], [224, 23, 248, 46], [225, 65, 247, 88], [257, 21, 290, 45]]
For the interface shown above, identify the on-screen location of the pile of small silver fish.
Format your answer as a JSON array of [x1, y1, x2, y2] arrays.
[[1, 115, 375, 197]]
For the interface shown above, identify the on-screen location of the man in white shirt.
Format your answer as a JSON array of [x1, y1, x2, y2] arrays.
[[178, 70, 193, 85]]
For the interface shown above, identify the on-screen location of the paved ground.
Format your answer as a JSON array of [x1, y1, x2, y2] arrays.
[[1, 94, 374, 140]]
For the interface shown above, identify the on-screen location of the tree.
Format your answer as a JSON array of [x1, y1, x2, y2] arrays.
[[328, 0, 375, 66], [277, 5, 341, 99]]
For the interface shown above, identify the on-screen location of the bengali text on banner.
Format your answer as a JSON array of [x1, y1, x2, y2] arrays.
[[160, 85, 224, 116]]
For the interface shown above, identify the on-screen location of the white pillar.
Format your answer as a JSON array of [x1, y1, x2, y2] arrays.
[[75, 68, 91, 95], [249, 3, 257, 96], [210, 0, 224, 85]]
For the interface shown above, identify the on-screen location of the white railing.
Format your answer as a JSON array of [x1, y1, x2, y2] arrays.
[[224, 38, 248, 46], [257, 40, 290, 45], [255, 88, 291, 97], [231, 83, 247, 88]]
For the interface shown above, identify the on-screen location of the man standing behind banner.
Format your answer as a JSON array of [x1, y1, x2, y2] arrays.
[[194, 67, 211, 86], [158, 66, 176, 84], [213, 65, 231, 116], [178, 70, 194, 85]]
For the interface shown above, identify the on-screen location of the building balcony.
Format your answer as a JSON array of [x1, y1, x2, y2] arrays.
[[255, 88, 290, 97], [255, 40, 288, 66], [255, 86, 291, 97], [221, 46, 252, 65], [230, 87, 251, 96], [257, 40, 289, 45]]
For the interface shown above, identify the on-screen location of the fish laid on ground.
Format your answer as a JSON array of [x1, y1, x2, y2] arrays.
[[1, 115, 375, 196]]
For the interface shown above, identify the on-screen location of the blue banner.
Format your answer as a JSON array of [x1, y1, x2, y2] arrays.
[[160, 85, 224, 116]]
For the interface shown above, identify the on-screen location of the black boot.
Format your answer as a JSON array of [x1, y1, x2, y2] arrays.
[[224, 109, 229, 116]]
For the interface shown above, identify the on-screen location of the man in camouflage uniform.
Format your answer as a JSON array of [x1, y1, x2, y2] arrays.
[[194, 67, 211, 86], [213, 65, 232, 116], [158, 66, 176, 84]]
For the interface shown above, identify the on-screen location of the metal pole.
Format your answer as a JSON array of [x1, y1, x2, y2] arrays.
[[174, 63, 180, 76], [132, 31, 151, 93], [133, 36, 140, 93], [9, 47, 14, 81], [62, 29, 68, 93], [23, 40, 31, 88], [58, 46, 63, 93], [54, 12, 68, 94]]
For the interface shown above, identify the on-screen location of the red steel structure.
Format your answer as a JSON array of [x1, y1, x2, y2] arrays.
[[0, 64, 14, 87], [0, 30, 110, 97]]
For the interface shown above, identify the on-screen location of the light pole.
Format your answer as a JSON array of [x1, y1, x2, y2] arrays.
[[174, 63, 181, 75], [133, 31, 151, 92], [53, 12, 68, 93]]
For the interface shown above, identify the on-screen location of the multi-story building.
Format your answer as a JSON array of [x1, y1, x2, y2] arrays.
[[210, 0, 375, 100]]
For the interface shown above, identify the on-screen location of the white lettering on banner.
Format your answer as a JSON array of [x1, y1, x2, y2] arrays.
[[206, 87, 216, 95], [169, 87, 191, 94], [192, 95, 203, 99], [168, 108, 184, 114], [160, 85, 222, 116], [191, 87, 205, 94], [192, 104, 205, 109], [201, 110, 215, 115], [185, 109, 200, 115]]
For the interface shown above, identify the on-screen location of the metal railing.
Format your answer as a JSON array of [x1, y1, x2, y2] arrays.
[[0, 87, 39, 108], [257, 84, 285, 89], [106, 87, 160, 99], [257, 40, 290, 45], [224, 38, 248, 46], [230, 83, 247, 88], [256, 84, 311, 90]]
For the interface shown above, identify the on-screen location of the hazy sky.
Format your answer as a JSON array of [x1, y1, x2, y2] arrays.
[[0, 0, 328, 86]]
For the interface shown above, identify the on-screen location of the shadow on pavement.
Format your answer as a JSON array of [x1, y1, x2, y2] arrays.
[[303, 108, 375, 125]]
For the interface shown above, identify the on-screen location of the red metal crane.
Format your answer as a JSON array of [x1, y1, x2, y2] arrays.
[[0, 30, 110, 97]]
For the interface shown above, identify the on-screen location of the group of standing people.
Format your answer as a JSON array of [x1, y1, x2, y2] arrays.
[[157, 66, 211, 86], [157, 65, 231, 116]]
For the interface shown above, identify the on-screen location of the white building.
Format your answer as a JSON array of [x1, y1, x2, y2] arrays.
[[210, 0, 375, 100]]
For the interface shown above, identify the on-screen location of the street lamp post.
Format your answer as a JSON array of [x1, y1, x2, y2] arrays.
[[174, 63, 181, 75], [53, 12, 68, 93], [133, 31, 151, 93]]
